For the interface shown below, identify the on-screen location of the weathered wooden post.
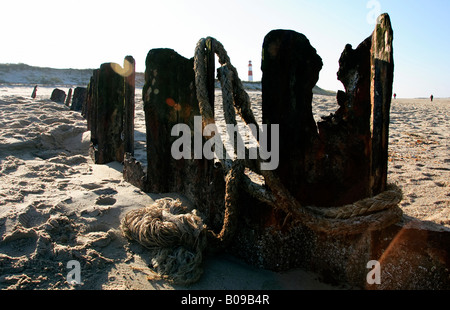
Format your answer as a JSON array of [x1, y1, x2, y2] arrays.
[[86, 76, 92, 122], [369, 14, 394, 196], [50, 88, 66, 104], [94, 62, 126, 164], [87, 56, 136, 164], [261, 29, 323, 205], [71, 87, 87, 112], [140, 48, 225, 231], [31, 85, 37, 99], [143, 48, 195, 192], [123, 55, 136, 156], [261, 16, 394, 208], [315, 34, 374, 207], [84, 70, 99, 131], [315, 13, 394, 205], [65, 88, 72, 107]]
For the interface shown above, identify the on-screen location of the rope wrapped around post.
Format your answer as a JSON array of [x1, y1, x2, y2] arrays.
[[120, 37, 403, 285], [193, 37, 403, 234]]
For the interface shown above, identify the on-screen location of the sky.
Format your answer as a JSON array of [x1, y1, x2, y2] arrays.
[[0, 0, 449, 98]]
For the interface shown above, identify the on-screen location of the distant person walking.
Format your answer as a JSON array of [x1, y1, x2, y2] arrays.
[[430, 94, 434, 102], [31, 85, 38, 99], [393, 93, 396, 99]]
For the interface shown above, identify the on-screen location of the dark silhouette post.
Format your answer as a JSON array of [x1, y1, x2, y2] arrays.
[[86, 56, 136, 164], [123, 56, 136, 156], [31, 85, 37, 99], [65, 88, 73, 107]]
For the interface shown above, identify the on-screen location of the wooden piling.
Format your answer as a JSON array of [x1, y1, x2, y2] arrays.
[[50, 88, 66, 104], [261, 21, 393, 208], [86, 56, 136, 164], [124, 56, 136, 156], [369, 13, 394, 196], [141, 48, 225, 232], [71, 87, 87, 112], [65, 88, 72, 107]]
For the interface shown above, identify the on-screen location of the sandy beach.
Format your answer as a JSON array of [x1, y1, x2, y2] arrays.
[[0, 85, 448, 290]]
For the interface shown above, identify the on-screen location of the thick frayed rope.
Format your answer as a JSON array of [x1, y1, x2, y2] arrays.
[[120, 198, 207, 285]]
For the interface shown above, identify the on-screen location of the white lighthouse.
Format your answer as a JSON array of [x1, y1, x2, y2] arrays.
[[248, 60, 253, 82]]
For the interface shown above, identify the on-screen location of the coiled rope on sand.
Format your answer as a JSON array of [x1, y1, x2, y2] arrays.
[[120, 198, 207, 284], [120, 37, 403, 285]]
